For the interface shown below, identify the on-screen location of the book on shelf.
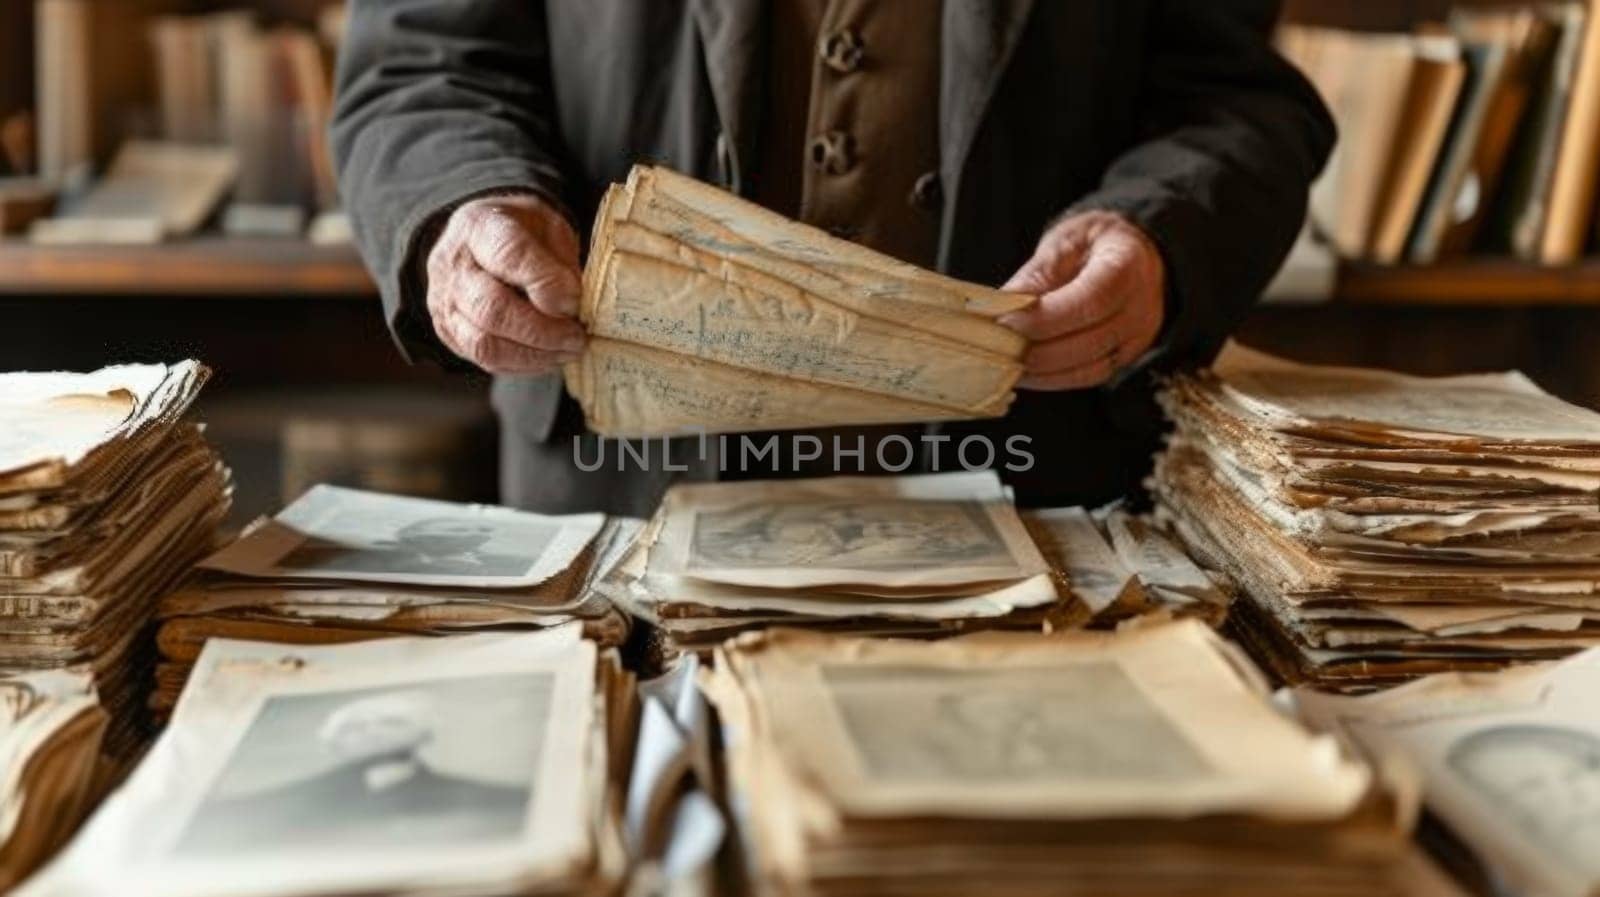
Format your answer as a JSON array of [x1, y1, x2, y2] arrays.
[[1281, 3, 1600, 267], [1542, 1, 1600, 263], [1490, 3, 1586, 258], [23, 1, 346, 245], [1371, 34, 1466, 265]]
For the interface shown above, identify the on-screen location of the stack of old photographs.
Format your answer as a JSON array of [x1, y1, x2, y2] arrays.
[[149, 485, 632, 721], [1023, 505, 1232, 628], [19, 626, 634, 897], [0, 362, 230, 757], [1299, 646, 1600, 897], [1154, 344, 1600, 691], [599, 471, 1070, 660], [703, 619, 1439, 897], [0, 669, 107, 893]]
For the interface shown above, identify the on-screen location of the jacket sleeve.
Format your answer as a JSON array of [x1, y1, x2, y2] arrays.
[[329, 0, 572, 365], [1071, 0, 1335, 375]]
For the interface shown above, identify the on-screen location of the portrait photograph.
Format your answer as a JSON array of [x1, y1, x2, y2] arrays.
[[688, 499, 1013, 571], [173, 671, 553, 856], [275, 515, 558, 579], [1447, 723, 1600, 877], [820, 662, 1213, 784]]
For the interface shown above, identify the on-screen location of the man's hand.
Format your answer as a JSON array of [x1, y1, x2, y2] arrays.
[[425, 193, 587, 374], [997, 211, 1166, 391]]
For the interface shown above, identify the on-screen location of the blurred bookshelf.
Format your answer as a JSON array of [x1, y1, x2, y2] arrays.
[[0, 0, 486, 520], [0, 237, 374, 296], [1273, 0, 1600, 294], [1335, 257, 1600, 304]]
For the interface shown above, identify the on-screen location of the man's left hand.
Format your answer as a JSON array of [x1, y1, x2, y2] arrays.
[[997, 211, 1166, 391]]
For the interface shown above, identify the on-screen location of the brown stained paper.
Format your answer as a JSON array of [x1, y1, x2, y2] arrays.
[[0, 362, 230, 761], [702, 620, 1424, 897], [566, 165, 1032, 437], [1297, 649, 1600, 897], [569, 338, 971, 438], [1155, 343, 1600, 691], [592, 250, 1018, 413], [610, 472, 1074, 660], [19, 630, 630, 897], [0, 669, 105, 893]]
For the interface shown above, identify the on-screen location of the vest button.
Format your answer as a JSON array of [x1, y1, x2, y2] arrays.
[[808, 131, 856, 175], [909, 171, 942, 212], [819, 28, 865, 73]]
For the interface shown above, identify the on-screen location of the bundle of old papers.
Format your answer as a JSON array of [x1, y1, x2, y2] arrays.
[[703, 619, 1437, 897], [1298, 648, 1600, 897], [0, 362, 230, 757], [1023, 504, 1232, 627], [1154, 345, 1600, 691], [564, 164, 1033, 436], [149, 485, 631, 721], [0, 670, 106, 893], [18, 626, 633, 897], [598, 471, 1070, 660]]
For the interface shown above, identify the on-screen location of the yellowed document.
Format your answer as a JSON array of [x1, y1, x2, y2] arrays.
[[567, 165, 1033, 436]]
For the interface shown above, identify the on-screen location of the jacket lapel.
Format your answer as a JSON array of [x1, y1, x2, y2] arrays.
[[938, 0, 1036, 266], [691, 0, 763, 194]]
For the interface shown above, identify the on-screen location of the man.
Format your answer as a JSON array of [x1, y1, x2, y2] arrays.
[[331, 1, 1333, 515], [178, 690, 528, 853]]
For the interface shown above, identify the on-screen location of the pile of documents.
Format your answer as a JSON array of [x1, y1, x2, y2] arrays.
[[565, 164, 1033, 436], [0, 670, 106, 893], [150, 485, 632, 721], [703, 619, 1435, 896], [1299, 647, 1600, 897], [1023, 504, 1232, 627], [20, 627, 633, 897], [1154, 345, 1600, 690], [0, 362, 230, 757], [598, 472, 1071, 660]]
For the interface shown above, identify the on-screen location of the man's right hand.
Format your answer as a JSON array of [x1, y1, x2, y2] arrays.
[[424, 193, 587, 374]]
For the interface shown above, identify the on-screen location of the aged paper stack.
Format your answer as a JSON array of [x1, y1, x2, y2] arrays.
[[149, 485, 631, 720], [1299, 647, 1600, 897], [597, 472, 1070, 659], [1023, 505, 1232, 627], [0, 670, 106, 893], [1154, 345, 1600, 690], [0, 362, 230, 756], [704, 619, 1438, 897], [18, 627, 633, 897], [565, 164, 1033, 436]]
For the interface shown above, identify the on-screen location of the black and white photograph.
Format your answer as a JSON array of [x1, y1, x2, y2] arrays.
[[1447, 724, 1600, 874], [198, 485, 606, 587], [689, 500, 1013, 571], [821, 662, 1213, 783], [275, 516, 558, 578], [174, 672, 552, 855]]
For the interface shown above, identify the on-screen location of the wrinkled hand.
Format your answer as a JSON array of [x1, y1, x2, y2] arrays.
[[998, 211, 1166, 390], [425, 193, 586, 374]]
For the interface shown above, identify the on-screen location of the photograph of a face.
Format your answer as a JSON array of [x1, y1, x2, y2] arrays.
[[689, 499, 1012, 571], [821, 662, 1213, 783], [1447, 724, 1600, 875], [173, 672, 552, 856], [276, 515, 558, 578]]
